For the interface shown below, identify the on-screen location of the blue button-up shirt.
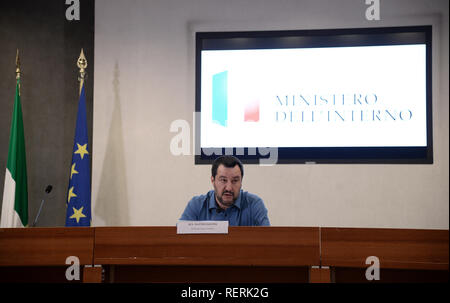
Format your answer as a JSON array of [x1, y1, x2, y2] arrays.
[[180, 190, 270, 226]]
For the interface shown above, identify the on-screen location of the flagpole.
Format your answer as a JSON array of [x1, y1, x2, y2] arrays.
[[16, 49, 20, 89], [77, 48, 87, 95], [65, 49, 91, 227], [1, 49, 28, 227]]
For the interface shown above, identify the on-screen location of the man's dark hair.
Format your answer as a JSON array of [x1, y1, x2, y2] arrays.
[[211, 155, 244, 179]]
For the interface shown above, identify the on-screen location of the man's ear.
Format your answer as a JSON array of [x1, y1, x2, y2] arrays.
[[211, 176, 215, 184]]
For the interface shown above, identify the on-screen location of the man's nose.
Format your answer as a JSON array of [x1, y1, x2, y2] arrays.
[[224, 181, 233, 190]]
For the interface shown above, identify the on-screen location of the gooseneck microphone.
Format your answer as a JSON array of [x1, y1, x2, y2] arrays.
[[32, 185, 53, 227]]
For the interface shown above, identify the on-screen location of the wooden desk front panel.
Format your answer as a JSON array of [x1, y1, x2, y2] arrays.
[[94, 226, 320, 267], [321, 228, 448, 271], [0, 227, 94, 266], [104, 265, 310, 283]]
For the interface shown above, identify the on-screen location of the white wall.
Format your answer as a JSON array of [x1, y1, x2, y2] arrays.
[[92, 0, 449, 229]]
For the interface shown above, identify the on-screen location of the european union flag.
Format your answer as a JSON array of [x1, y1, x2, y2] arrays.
[[65, 83, 91, 226]]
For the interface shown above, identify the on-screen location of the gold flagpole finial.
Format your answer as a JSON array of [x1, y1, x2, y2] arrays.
[[16, 49, 21, 80], [77, 48, 87, 93]]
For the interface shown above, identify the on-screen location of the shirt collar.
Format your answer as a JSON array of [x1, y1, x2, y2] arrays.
[[209, 189, 242, 210]]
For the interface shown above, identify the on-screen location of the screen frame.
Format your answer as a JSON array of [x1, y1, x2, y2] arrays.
[[195, 26, 433, 164]]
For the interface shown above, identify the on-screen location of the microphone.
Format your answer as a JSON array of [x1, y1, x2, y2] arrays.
[[32, 185, 53, 227]]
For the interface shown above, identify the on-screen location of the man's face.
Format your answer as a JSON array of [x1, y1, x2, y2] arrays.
[[211, 164, 242, 209]]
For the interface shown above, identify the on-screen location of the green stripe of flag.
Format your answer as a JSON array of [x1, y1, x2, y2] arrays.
[[1, 78, 28, 227]]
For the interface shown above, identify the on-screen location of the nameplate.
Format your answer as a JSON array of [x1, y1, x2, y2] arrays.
[[176, 221, 229, 234]]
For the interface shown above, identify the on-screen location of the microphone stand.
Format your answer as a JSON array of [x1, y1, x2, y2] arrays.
[[32, 199, 45, 227], [32, 185, 52, 227]]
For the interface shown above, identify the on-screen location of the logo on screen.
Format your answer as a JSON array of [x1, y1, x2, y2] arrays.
[[244, 99, 260, 122], [212, 71, 228, 126], [212, 71, 260, 126]]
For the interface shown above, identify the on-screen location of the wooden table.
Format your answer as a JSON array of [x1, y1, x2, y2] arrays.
[[1, 226, 447, 283], [0, 227, 96, 282], [321, 228, 449, 282], [93, 226, 320, 283]]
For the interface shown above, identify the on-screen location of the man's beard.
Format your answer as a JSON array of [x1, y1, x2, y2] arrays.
[[214, 188, 238, 208]]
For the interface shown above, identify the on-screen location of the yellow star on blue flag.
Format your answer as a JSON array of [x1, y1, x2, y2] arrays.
[[70, 206, 87, 223], [65, 83, 91, 226]]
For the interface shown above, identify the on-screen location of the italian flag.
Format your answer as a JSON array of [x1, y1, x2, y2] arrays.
[[1, 78, 28, 227]]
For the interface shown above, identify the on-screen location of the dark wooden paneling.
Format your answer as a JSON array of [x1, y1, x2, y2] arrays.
[[309, 267, 331, 283], [0, 227, 94, 266], [1, 227, 447, 283], [105, 265, 309, 283], [93, 226, 321, 267], [321, 228, 448, 270]]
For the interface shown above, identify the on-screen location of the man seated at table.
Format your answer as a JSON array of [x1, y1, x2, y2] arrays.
[[179, 155, 270, 226]]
